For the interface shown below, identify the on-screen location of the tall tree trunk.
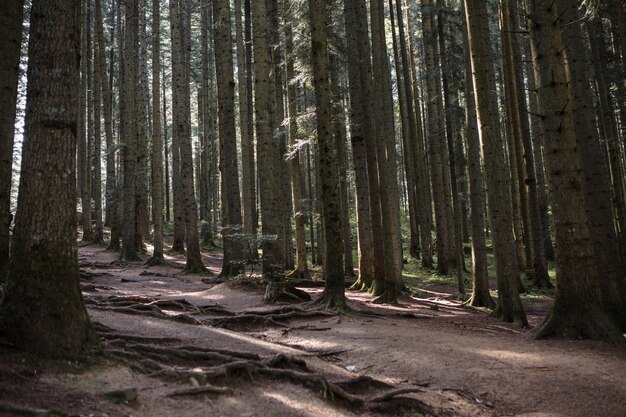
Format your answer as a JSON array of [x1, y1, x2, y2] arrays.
[[93, 15, 105, 245], [121, 0, 139, 261], [253, 0, 284, 284], [310, 0, 346, 310], [0, 0, 94, 358], [80, 0, 94, 242], [0, 0, 24, 278], [135, 0, 150, 249], [213, 0, 245, 276], [369, 0, 402, 304], [268, 0, 294, 271], [171, 0, 205, 272], [422, 0, 453, 275], [285, 22, 310, 280], [148, 0, 164, 263], [235, 0, 255, 256], [500, 0, 550, 288], [587, 18, 626, 266], [344, 0, 375, 290], [464, 0, 527, 326], [461, 1, 493, 308], [405, 1, 434, 268], [558, 0, 625, 315], [526, 0, 625, 340]]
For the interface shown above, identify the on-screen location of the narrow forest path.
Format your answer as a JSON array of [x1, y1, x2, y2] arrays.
[[1, 244, 624, 417]]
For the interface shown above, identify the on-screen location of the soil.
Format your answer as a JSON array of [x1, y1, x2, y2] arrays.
[[1, 244, 624, 417]]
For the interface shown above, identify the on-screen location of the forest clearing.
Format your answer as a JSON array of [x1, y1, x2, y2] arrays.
[[1, 243, 624, 417]]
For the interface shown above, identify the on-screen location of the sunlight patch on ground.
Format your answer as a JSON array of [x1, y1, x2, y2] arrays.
[[262, 391, 345, 417], [473, 348, 543, 364]]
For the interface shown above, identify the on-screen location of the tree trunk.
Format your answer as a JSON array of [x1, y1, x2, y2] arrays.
[[462, 2, 493, 308], [171, 0, 205, 273], [500, 0, 550, 288], [526, 0, 625, 341], [309, 0, 347, 310], [285, 22, 310, 280], [422, 0, 453, 275], [121, 0, 139, 261], [148, 0, 164, 263], [213, 0, 245, 276], [0, 0, 94, 358], [235, 0, 255, 256], [464, 0, 527, 326], [253, 0, 284, 286], [0, 0, 24, 278]]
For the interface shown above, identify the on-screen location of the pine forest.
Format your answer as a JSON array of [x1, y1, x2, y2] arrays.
[[0, 0, 625, 416]]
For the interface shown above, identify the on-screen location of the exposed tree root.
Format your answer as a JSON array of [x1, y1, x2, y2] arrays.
[[165, 385, 233, 397], [144, 257, 166, 267], [370, 387, 424, 402], [0, 403, 62, 416]]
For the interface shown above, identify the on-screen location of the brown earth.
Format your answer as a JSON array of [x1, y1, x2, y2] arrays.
[[1, 244, 624, 417]]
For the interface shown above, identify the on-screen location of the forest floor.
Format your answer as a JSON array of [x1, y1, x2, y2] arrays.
[[1, 243, 625, 417]]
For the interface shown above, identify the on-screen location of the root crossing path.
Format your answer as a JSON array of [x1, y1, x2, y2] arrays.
[[1, 245, 624, 417]]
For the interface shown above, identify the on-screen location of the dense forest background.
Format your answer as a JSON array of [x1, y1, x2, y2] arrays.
[[0, 0, 625, 359]]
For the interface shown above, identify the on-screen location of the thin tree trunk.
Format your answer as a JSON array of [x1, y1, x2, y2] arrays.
[[0, 0, 24, 278], [148, 0, 164, 263]]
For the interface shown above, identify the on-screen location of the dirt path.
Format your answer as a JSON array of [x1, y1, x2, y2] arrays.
[[1, 244, 624, 417]]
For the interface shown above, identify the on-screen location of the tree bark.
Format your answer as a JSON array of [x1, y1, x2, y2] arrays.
[[0, 0, 94, 358], [148, 0, 164, 263], [309, 0, 347, 310], [0, 0, 24, 278], [213, 0, 245, 276], [526, 0, 625, 341], [464, 0, 527, 326]]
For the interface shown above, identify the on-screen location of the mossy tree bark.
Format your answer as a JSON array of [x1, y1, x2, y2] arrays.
[[464, 0, 527, 326], [0, 0, 94, 358], [0, 0, 24, 279], [213, 0, 245, 277], [309, 0, 347, 311], [525, 0, 625, 341]]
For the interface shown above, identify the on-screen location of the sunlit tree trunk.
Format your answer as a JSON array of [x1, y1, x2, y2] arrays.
[[464, 0, 527, 326], [0, 0, 24, 278]]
